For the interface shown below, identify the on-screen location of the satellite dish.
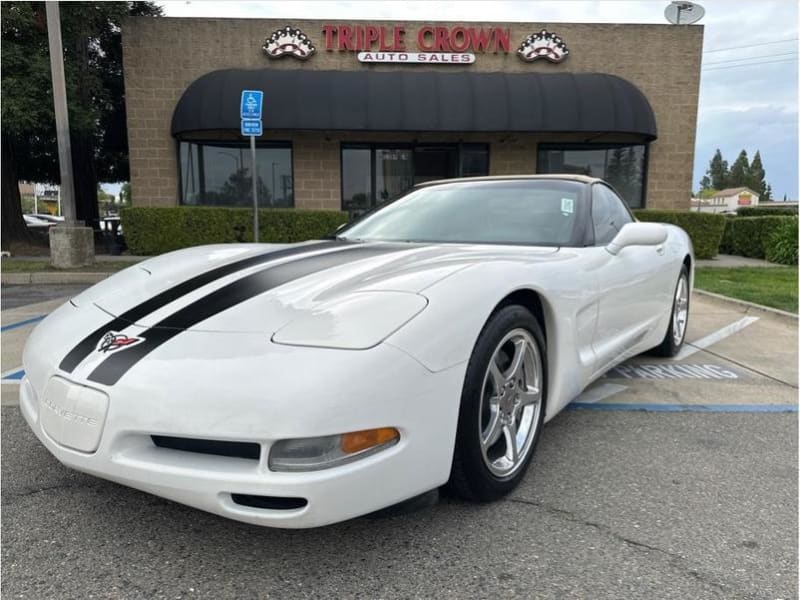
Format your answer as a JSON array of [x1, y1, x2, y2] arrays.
[[664, 1, 705, 24]]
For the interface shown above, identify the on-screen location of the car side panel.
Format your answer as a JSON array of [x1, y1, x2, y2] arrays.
[[386, 251, 602, 421]]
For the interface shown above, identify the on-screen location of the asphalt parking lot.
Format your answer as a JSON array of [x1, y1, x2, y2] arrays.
[[2, 284, 797, 599]]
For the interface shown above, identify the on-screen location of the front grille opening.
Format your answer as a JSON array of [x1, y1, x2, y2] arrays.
[[151, 435, 261, 460], [231, 493, 308, 511]]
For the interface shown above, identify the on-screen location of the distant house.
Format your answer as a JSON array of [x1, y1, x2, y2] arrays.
[[17, 181, 61, 215], [710, 187, 760, 212]]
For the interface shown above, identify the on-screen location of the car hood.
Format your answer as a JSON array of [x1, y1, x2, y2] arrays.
[[80, 241, 558, 334]]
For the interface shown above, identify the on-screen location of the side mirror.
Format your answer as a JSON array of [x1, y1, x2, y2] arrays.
[[606, 222, 667, 255]]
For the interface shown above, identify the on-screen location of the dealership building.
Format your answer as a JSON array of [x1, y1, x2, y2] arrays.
[[122, 18, 702, 214]]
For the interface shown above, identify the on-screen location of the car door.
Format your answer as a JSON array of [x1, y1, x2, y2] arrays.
[[588, 184, 670, 373]]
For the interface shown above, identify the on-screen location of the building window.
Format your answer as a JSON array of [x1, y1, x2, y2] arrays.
[[341, 143, 489, 216], [179, 141, 293, 207], [537, 144, 648, 208]]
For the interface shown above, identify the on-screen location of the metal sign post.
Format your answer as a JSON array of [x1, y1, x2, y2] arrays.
[[240, 90, 264, 242], [251, 134, 258, 242]]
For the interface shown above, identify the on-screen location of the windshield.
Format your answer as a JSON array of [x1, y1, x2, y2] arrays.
[[338, 180, 587, 246]]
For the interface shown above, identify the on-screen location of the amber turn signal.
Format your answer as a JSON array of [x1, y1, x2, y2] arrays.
[[340, 427, 399, 454]]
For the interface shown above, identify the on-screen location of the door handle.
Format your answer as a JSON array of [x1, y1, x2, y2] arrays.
[[656, 245, 665, 256]]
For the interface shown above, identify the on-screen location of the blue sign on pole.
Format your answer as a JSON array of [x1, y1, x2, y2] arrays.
[[241, 119, 263, 136], [240, 90, 263, 120]]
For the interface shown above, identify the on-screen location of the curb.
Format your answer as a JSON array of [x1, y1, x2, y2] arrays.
[[1, 272, 111, 285], [694, 289, 798, 321]]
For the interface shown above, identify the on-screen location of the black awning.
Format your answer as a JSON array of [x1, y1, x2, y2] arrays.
[[171, 69, 657, 140]]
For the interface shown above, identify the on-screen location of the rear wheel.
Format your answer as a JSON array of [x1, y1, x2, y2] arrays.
[[448, 305, 546, 502], [651, 265, 690, 357]]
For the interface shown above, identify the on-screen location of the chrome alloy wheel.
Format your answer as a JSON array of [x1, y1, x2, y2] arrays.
[[672, 274, 689, 346], [478, 328, 543, 478]]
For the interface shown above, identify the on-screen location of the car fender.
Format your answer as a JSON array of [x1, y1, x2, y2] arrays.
[[386, 254, 601, 421]]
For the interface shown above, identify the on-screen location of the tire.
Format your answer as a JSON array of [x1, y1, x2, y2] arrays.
[[448, 305, 547, 502], [651, 265, 690, 357]]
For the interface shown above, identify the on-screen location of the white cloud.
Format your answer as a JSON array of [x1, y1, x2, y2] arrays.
[[159, 0, 799, 198]]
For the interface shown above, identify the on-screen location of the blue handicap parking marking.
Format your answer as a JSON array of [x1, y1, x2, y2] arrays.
[[1, 369, 25, 381], [1, 315, 46, 332], [567, 402, 798, 413]]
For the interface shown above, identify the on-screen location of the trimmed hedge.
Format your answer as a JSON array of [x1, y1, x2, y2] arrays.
[[719, 215, 736, 254], [727, 216, 792, 259], [737, 206, 798, 217], [765, 217, 798, 265], [121, 206, 348, 255], [633, 210, 726, 259]]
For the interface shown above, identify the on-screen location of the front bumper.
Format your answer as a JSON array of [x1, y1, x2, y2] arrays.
[[20, 337, 465, 528]]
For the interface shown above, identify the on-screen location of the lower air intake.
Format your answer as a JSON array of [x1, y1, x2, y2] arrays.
[[151, 435, 260, 460], [231, 493, 308, 510]]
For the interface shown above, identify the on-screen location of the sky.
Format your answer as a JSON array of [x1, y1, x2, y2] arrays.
[[141, 0, 799, 200]]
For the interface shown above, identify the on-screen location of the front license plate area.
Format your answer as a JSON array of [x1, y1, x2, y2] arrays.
[[40, 377, 109, 453]]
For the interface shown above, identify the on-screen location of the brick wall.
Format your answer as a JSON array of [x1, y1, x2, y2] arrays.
[[123, 18, 703, 210]]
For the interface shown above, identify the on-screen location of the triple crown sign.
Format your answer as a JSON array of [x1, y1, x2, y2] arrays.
[[240, 90, 263, 136]]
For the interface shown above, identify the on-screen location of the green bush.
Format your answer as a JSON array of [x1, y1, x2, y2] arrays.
[[729, 216, 790, 259], [633, 210, 726, 259], [719, 215, 736, 254], [121, 206, 348, 255], [737, 206, 798, 217], [764, 217, 798, 265]]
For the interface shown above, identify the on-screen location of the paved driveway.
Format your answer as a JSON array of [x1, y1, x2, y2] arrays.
[[1, 285, 797, 598]]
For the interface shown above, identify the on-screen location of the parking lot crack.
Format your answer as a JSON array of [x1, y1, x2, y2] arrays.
[[4, 482, 88, 504], [506, 496, 729, 595]]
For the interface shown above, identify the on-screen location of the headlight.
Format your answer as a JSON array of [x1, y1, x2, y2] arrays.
[[268, 427, 400, 472], [271, 291, 427, 350]]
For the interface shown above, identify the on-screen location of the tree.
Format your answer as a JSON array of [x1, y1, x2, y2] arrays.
[[706, 149, 729, 190], [698, 174, 712, 192], [119, 182, 131, 204], [728, 150, 750, 188], [764, 183, 773, 202], [748, 150, 771, 201], [1, 1, 161, 249], [697, 187, 718, 199]]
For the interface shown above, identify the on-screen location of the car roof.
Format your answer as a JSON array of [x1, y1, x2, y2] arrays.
[[415, 174, 602, 188]]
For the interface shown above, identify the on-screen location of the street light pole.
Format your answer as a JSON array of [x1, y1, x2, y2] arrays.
[[45, 2, 76, 224], [45, 2, 94, 268]]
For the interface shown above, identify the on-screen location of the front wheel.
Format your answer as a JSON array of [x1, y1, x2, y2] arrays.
[[651, 265, 690, 357], [448, 305, 546, 502]]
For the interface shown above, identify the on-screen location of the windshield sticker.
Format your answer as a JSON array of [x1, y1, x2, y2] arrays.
[[561, 197, 574, 215]]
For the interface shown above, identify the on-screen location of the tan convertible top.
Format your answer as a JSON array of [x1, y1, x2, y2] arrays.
[[416, 174, 602, 188]]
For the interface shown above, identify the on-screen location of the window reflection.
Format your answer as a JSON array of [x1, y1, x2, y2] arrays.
[[342, 148, 371, 213], [180, 142, 293, 207], [537, 144, 646, 208], [376, 149, 413, 203], [342, 143, 489, 216]]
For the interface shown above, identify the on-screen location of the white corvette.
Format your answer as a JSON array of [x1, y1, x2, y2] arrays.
[[20, 175, 693, 528]]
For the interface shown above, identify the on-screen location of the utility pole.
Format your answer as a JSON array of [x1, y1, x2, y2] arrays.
[[45, 2, 94, 267], [46, 2, 75, 223]]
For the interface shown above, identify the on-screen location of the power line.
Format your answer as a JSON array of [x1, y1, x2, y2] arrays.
[[704, 51, 799, 66], [703, 37, 798, 53], [702, 57, 798, 72]]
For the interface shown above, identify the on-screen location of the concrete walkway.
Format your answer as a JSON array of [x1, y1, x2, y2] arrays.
[[697, 254, 784, 268], [3, 254, 145, 263]]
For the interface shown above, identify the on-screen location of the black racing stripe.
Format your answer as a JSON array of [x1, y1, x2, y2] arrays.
[[86, 244, 402, 386], [59, 241, 339, 373]]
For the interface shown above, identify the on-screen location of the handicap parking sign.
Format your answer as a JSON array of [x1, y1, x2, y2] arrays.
[[240, 90, 263, 120]]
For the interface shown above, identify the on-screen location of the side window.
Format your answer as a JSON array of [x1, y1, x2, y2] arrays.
[[592, 185, 633, 245]]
